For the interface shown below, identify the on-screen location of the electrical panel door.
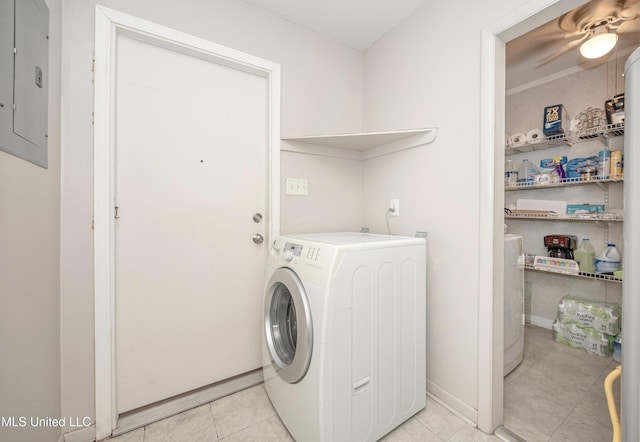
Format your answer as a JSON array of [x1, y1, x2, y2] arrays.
[[0, 0, 49, 168]]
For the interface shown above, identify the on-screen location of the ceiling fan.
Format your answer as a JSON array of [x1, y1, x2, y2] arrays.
[[536, 0, 640, 65]]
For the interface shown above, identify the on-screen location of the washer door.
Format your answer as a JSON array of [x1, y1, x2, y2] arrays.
[[264, 267, 313, 384]]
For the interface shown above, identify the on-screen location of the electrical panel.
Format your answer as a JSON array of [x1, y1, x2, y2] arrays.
[[0, 0, 49, 168]]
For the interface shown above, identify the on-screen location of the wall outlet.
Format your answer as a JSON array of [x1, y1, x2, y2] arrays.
[[389, 198, 399, 216]]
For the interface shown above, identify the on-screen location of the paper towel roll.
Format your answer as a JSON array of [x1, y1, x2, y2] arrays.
[[510, 133, 526, 146], [526, 128, 544, 143]]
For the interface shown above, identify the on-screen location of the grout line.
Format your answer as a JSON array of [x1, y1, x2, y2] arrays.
[[206, 401, 220, 442]]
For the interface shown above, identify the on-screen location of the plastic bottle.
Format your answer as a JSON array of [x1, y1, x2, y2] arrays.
[[613, 334, 622, 363], [595, 243, 622, 273], [505, 160, 517, 186], [574, 238, 595, 273], [550, 156, 566, 182], [598, 150, 610, 178], [610, 151, 623, 179], [517, 159, 539, 184]]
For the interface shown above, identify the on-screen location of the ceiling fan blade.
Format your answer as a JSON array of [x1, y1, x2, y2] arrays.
[[537, 34, 589, 66], [609, 15, 640, 32]]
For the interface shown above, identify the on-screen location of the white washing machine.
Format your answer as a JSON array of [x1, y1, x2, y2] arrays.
[[262, 232, 426, 442], [504, 234, 524, 376]]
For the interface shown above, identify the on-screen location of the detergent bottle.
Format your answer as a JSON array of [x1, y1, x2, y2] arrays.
[[595, 244, 621, 273], [574, 238, 595, 273]]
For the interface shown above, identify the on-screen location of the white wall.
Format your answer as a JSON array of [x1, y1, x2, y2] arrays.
[[59, 0, 364, 434], [361, 0, 535, 420], [0, 0, 62, 441], [280, 151, 363, 234]]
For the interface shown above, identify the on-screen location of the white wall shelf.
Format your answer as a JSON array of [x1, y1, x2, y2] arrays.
[[281, 128, 437, 160]]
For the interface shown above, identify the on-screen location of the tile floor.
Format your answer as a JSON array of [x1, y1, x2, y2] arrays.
[[106, 385, 501, 442], [503, 324, 621, 442], [106, 323, 621, 442]]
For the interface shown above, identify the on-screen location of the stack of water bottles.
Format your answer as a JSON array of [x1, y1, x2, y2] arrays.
[[553, 295, 620, 357]]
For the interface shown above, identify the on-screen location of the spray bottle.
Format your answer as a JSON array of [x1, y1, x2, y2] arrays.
[[551, 156, 566, 182]]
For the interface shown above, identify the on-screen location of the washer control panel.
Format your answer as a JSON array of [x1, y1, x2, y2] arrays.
[[284, 242, 303, 257], [281, 242, 322, 263]]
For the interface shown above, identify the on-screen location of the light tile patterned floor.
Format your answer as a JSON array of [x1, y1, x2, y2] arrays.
[[503, 324, 621, 442], [107, 324, 621, 441], [107, 386, 500, 442]]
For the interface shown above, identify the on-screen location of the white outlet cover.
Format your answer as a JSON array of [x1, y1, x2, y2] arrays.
[[286, 178, 308, 196]]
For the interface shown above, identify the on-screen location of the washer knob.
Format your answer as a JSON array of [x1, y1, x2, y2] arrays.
[[284, 249, 294, 262]]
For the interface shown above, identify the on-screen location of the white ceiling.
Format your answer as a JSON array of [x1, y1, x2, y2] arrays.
[[240, 0, 428, 50], [240, 0, 640, 89]]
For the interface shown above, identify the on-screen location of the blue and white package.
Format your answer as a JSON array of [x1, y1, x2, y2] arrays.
[[544, 104, 569, 136], [540, 156, 567, 173], [566, 156, 600, 179]]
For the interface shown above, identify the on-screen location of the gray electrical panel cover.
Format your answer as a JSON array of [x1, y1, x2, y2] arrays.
[[0, 0, 49, 168]]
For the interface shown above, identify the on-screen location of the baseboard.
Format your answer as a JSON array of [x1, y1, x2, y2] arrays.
[[62, 425, 95, 442], [113, 369, 263, 437], [528, 315, 554, 329], [426, 380, 477, 424]]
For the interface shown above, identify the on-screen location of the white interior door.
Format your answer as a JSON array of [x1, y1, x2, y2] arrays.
[[114, 34, 268, 414]]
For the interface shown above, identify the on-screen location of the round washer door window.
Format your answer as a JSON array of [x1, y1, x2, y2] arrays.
[[264, 267, 313, 384]]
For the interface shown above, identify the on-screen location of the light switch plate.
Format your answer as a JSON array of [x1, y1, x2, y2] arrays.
[[286, 178, 308, 196]]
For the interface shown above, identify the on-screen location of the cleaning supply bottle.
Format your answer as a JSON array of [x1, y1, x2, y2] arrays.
[[551, 156, 566, 182], [596, 244, 622, 273], [517, 159, 539, 185], [574, 238, 595, 273], [505, 159, 517, 186]]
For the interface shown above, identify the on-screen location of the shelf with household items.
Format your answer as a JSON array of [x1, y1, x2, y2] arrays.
[[505, 210, 623, 222], [505, 175, 623, 191], [505, 122, 625, 156], [524, 263, 622, 283]]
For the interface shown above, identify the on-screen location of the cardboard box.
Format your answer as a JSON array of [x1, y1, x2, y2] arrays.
[[566, 204, 605, 214], [605, 94, 625, 125], [543, 104, 569, 136]]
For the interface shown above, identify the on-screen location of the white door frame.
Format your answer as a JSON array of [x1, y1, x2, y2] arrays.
[[93, 6, 281, 439], [477, 0, 586, 433]]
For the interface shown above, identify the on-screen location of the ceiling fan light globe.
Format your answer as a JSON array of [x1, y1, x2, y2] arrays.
[[580, 32, 618, 59]]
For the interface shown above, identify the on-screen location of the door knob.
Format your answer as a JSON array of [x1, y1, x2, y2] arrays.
[[253, 233, 264, 244], [253, 213, 263, 223]]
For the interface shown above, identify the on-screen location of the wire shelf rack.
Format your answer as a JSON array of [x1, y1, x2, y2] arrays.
[[505, 122, 624, 156], [505, 212, 623, 222], [505, 176, 623, 191], [524, 263, 622, 283]]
